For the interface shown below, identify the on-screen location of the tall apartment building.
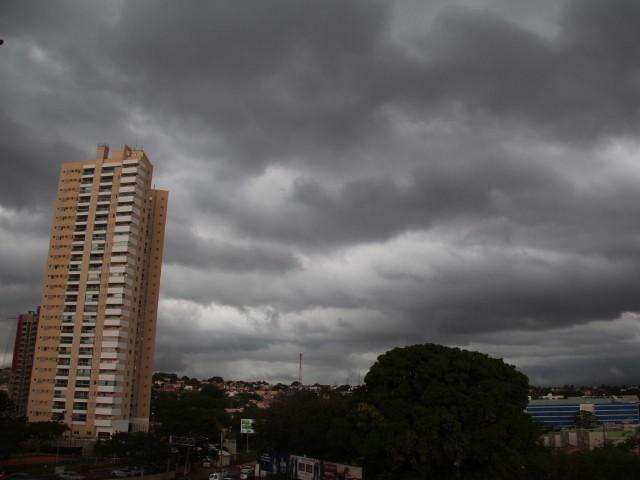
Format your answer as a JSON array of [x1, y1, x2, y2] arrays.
[[28, 144, 168, 439], [9, 308, 40, 418]]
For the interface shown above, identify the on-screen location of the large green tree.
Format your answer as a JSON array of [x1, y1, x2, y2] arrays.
[[256, 390, 355, 462], [95, 432, 169, 465], [356, 343, 541, 479], [151, 384, 230, 436], [0, 391, 27, 458], [574, 411, 601, 429]]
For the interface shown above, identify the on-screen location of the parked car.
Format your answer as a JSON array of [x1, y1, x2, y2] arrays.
[[111, 468, 131, 478], [202, 459, 212, 468], [111, 467, 143, 478], [208, 473, 221, 480], [5, 474, 36, 480], [58, 472, 86, 480]]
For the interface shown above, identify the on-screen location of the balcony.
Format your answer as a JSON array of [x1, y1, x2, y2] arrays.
[[99, 362, 121, 370], [102, 332, 128, 341], [108, 276, 133, 286], [101, 340, 127, 349], [109, 255, 131, 264], [97, 385, 122, 393], [113, 224, 137, 234], [120, 176, 138, 185], [96, 396, 123, 404], [96, 407, 121, 416], [100, 351, 126, 360]]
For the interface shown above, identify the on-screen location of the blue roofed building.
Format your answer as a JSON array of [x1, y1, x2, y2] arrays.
[[527, 395, 640, 428]]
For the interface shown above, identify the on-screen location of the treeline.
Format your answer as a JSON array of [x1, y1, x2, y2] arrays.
[[248, 344, 640, 480], [0, 392, 67, 459]]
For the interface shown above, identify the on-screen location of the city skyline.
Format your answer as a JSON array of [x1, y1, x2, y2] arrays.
[[2, 0, 640, 386]]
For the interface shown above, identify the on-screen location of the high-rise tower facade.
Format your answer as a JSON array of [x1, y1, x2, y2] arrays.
[[28, 145, 168, 439], [9, 308, 40, 418]]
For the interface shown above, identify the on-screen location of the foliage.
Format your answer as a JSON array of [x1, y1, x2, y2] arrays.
[[95, 432, 169, 465], [151, 384, 230, 437], [575, 411, 601, 429], [22, 421, 68, 452], [255, 390, 356, 462], [0, 392, 28, 458], [355, 343, 541, 479], [256, 343, 545, 479], [543, 441, 640, 480], [0, 391, 67, 458], [152, 372, 178, 383]]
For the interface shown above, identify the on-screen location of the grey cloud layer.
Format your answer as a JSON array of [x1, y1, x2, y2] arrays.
[[2, 0, 640, 384]]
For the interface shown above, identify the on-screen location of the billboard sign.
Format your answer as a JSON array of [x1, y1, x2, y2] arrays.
[[240, 418, 255, 434]]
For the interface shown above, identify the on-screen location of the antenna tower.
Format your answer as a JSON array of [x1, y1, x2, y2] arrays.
[[298, 353, 303, 385]]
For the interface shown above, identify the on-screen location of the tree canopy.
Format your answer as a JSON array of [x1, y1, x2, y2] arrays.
[[255, 343, 544, 479], [355, 343, 540, 479], [151, 384, 230, 437]]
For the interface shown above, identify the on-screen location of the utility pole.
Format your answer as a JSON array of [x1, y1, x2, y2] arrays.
[[183, 446, 190, 476], [298, 353, 303, 386]]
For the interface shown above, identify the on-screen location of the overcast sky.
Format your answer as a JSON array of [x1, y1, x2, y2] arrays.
[[2, 0, 640, 386]]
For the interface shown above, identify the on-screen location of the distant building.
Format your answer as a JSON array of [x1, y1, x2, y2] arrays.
[[527, 396, 640, 428], [542, 424, 639, 451], [9, 309, 40, 418]]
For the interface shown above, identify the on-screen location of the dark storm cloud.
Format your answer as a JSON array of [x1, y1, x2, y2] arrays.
[[164, 227, 301, 273], [99, 0, 640, 176], [0, 112, 83, 208], [404, 0, 640, 141], [2, 0, 640, 384]]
